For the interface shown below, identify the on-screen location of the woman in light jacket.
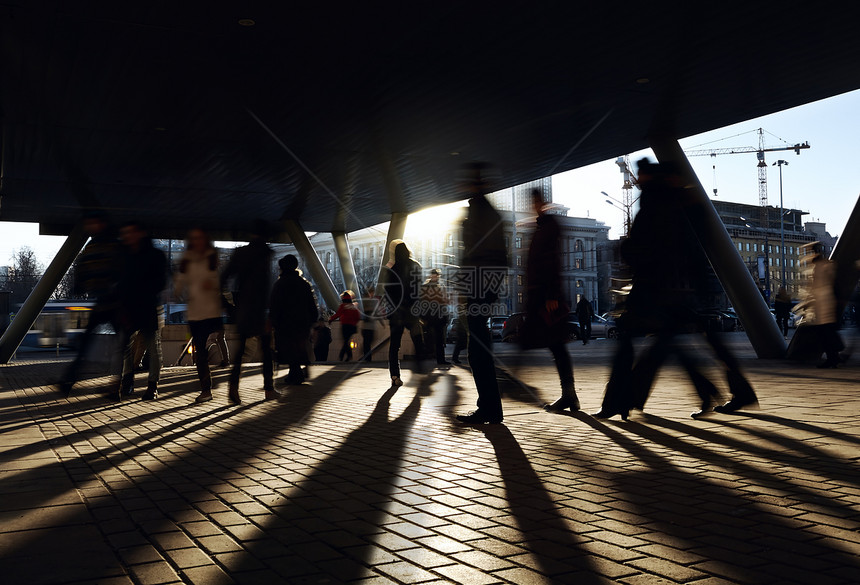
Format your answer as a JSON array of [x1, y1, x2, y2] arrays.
[[175, 228, 225, 402]]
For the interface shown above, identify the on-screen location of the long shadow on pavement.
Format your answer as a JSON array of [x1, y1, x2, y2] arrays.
[[480, 424, 603, 583]]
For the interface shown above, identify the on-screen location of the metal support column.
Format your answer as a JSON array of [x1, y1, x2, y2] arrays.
[[379, 211, 409, 270], [332, 230, 360, 305], [650, 135, 786, 358], [283, 220, 341, 311], [0, 222, 89, 363]]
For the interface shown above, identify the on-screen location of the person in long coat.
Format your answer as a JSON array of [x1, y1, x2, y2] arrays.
[[270, 255, 318, 384]]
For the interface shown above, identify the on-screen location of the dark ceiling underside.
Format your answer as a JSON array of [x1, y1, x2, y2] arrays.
[[2, 1, 860, 240]]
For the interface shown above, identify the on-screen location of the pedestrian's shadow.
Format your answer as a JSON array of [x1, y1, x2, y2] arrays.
[[480, 424, 603, 583]]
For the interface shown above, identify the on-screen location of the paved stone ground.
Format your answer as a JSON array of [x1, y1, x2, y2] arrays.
[[1, 332, 859, 584]]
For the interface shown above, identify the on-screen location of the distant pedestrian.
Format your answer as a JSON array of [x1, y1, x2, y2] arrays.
[[810, 248, 842, 368], [174, 228, 224, 403], [221, 220, 275, 403], [774, 286, 792, 337], [361, 286, 382, 362], [116, 221, 167, 401], [60, 211, 121, 396], [312, 318, 332, 361], [576, 296, 594, 345], [420, 268, 451, 365], [329, 291, 361, 361], [270, 255, 318, 384], [381, 242, 424, 387], [455, 165, 508, 424], [522, 188, 580, 413]]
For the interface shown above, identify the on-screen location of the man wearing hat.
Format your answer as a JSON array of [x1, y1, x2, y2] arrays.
[[419, 268, 451, 365]]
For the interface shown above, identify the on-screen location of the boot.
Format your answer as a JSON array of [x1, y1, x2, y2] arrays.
[[141, 382, 158, 401], [228, 382, 241, 405], [116, 373, 134, 400], [545, 383, 580, 412]]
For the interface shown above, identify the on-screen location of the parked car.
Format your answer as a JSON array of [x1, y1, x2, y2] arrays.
[[501, 312, 526, 343], [490, 316, 507, 341], [699, 310, 737, 333], [567, 313, 618, 340]]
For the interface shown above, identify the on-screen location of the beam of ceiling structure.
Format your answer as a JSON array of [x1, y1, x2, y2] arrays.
[[2, 2, 859, 239]]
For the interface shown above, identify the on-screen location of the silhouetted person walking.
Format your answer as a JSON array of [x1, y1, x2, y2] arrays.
[[455, 167, 508, 424], [774, 287, 792, 337], [420, 268, 451, 365], [810, 248, 842, 368], [576, 296, 594, 345], [312, 318, 332, 362], [270, 255, 317, 384], [381, 242, 424, 387], [523, 188, 580, 413], [174, 228, 224, 403], [221, 220, 275, 403], [116, 221, 167, 401], [60, 211, 121, 396], [330, 291, 360, 361]]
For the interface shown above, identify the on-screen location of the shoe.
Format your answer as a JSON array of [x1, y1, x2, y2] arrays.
[[194, 392, 213, 403], [119, 373, 134, 396], [141, 384, 158, 401], [58, 381, 73, 397], [452, 358, 461, 365], [713, 397, 757, 414], [455, 411, 503, 424], [265, 388, 279, 401], [545, 394, 580, 413], [592, 409, 629, 421], [437, 360, 452, 366], [690, 401, 712, 419], [228, 384, 241, 405], [391, 376, 403, 387]]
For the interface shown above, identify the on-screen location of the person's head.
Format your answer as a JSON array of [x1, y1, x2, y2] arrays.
[[530, 188, 546, 216], [636, 158, 660, 186], [388, 238, 404, 260], [429, 268, 441, 281], [279, 254, 299, 274], [119, 221, 146, 249], [186, 227, 212, 253], [394, 242, 411, 264], [250, 219, 270, 242], [83, 210, 108, 237], [341, 290, 353, 302]]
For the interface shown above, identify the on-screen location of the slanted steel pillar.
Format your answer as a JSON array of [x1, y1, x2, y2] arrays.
[[650, 135, 786, 358], [332, 230, 360, 306], [380, 212, 409, 270], [283, 220, 341, 311], [0, 222, 89, 363], [831, 192, 860, 306]]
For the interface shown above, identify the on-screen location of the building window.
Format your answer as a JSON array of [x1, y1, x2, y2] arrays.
[[447, 233, 454, 247], [576, 279, 584, 289], [516, 274, 523, 286], [516, 255, 522, 266], [515, 236, 522, 249], [575, 258, 584, 270], [574, 240, 584, 252]]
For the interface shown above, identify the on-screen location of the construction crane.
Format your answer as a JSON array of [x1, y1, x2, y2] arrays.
[[608, 155, 637, 237], [685, 127, 810, 215]]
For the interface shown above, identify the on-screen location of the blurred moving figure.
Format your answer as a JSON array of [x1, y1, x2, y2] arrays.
[[809, 248, 842, 368], [381, 242, 424, 387], [221, 220, 275, 403], [774, 287, 792, 338], [576, 295, 594, 345], [451, 312, 468, 365], [455, 166, 508, 425], [116, 221, 167, 401], [174, 228, 224, 402], [60, 211, 121, 396], [312, 318, 332, 362], [523, 188, 579, 413], [420, 268, 451, 365], [270, 255, 317, 385], [329, 290, 361, 362]]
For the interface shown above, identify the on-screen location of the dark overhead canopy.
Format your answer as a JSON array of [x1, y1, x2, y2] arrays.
[[2, 2, 859, 240]]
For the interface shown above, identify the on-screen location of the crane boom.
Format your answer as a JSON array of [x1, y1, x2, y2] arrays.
[[685, 142, 810, 158]]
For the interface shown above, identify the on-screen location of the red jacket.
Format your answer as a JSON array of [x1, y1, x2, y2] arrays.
[[330, 302, 361, 326]]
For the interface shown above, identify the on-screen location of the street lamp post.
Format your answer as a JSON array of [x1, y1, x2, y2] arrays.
[[741, 216, 770, 303], [773, 160, 789, 290], [602, 191, 631, 237]]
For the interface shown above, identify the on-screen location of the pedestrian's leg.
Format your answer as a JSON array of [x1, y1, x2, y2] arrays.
[[463, 314, 502, 422], [117, 329, 138, 398], [215, 328, 229, 366], [545, 341, 579, 412], [704, 330, 758, 412], [146, 328, 162, 388], [595, 328, 634, 418], [630, 333, 672, 410], [362, 329, 374, 361], [389, 321, 404, 384], [62, 310, 109, 393], [261, 331, 275, 397], [190, 321, 214, 400], [229, 335, 247, 401]]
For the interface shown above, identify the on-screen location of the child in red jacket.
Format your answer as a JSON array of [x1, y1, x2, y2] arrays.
[[329, 291, 361, 361]]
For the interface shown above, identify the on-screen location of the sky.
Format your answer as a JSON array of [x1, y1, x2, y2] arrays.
[[2, 88, 859, 266]]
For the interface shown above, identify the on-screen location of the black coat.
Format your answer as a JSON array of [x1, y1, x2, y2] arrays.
[[222, 239, 274, 336], [461, 195, 508, 304], [117, 240, 167, 333]]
